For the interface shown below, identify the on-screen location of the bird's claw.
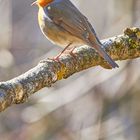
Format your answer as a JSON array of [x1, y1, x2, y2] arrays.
[[48, 55, 63, 65]]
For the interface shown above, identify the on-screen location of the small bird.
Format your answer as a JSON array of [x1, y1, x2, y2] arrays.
[[32, 0, 119, 68]]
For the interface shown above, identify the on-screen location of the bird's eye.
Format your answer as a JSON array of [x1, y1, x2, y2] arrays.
[[47, 6, 51, 10]]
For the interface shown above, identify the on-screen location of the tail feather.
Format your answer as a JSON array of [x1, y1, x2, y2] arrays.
[[86, 32, 119, 68], [94, 44, 119, 68]]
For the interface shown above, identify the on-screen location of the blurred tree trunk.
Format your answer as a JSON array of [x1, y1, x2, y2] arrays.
[[79, 0, 106, 37], [133, 0, 140, 25], [105, 0, 134, 36], [0, 0, 14, 80], [107, 0, 134, 25], [79, 0, 134, 37], [0, 0, 12, 49]]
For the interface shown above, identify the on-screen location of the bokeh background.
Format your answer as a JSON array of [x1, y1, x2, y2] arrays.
[[0, 0, 140, 139]]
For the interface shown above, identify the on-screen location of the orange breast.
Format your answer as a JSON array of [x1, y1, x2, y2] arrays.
[[37, 0, 53, 7]]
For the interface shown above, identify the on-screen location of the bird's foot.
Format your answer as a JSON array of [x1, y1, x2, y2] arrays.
[[48, 43, 72, 63], [68, 47, 77, 64], [68, 46, 76, 57], [48, 56, 60, 62], [48, 53, 63, 65]]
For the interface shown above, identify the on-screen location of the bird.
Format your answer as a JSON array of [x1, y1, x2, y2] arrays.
[[32, 0, 119, 68]]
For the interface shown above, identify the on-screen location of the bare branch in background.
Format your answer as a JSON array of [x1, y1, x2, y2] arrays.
[[0, 27, 140, 112]]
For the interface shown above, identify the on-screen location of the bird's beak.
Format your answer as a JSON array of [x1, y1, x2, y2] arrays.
[[31, 1, 37, 6]]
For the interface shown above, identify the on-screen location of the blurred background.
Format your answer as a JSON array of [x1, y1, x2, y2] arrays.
[[0, 0, 140, 139]]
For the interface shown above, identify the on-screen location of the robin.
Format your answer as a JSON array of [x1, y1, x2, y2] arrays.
[[32, 0, 119, 68]]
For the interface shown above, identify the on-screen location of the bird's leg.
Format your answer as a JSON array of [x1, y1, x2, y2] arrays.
[[55, 43, 72, 59], [68, 46, 78, 64], [69, 46, 76, 57], [48, 43, 72, 62]]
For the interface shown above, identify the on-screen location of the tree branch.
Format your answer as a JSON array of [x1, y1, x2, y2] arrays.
[[0, 27, 140, 112]]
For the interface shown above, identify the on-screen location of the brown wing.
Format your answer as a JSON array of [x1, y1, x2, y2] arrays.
[[44, 0, 119, 68], [44, 0, 98, 42]]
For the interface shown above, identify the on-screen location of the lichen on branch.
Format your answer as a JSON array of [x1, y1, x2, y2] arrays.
[[0, 27, 140, 112]]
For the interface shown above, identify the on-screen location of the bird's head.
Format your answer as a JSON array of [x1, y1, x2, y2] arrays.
[[31, 0, 53, 7]]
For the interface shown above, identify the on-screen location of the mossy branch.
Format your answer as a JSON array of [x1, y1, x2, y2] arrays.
[[0, 27, 140, 112]]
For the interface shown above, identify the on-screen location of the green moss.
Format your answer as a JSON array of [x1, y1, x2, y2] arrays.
[[57, 65, 66, 80], [136, 32, 140, 39]]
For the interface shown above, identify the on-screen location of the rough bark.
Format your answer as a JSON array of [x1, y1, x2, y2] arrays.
[[0, 27, 140, 112]]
